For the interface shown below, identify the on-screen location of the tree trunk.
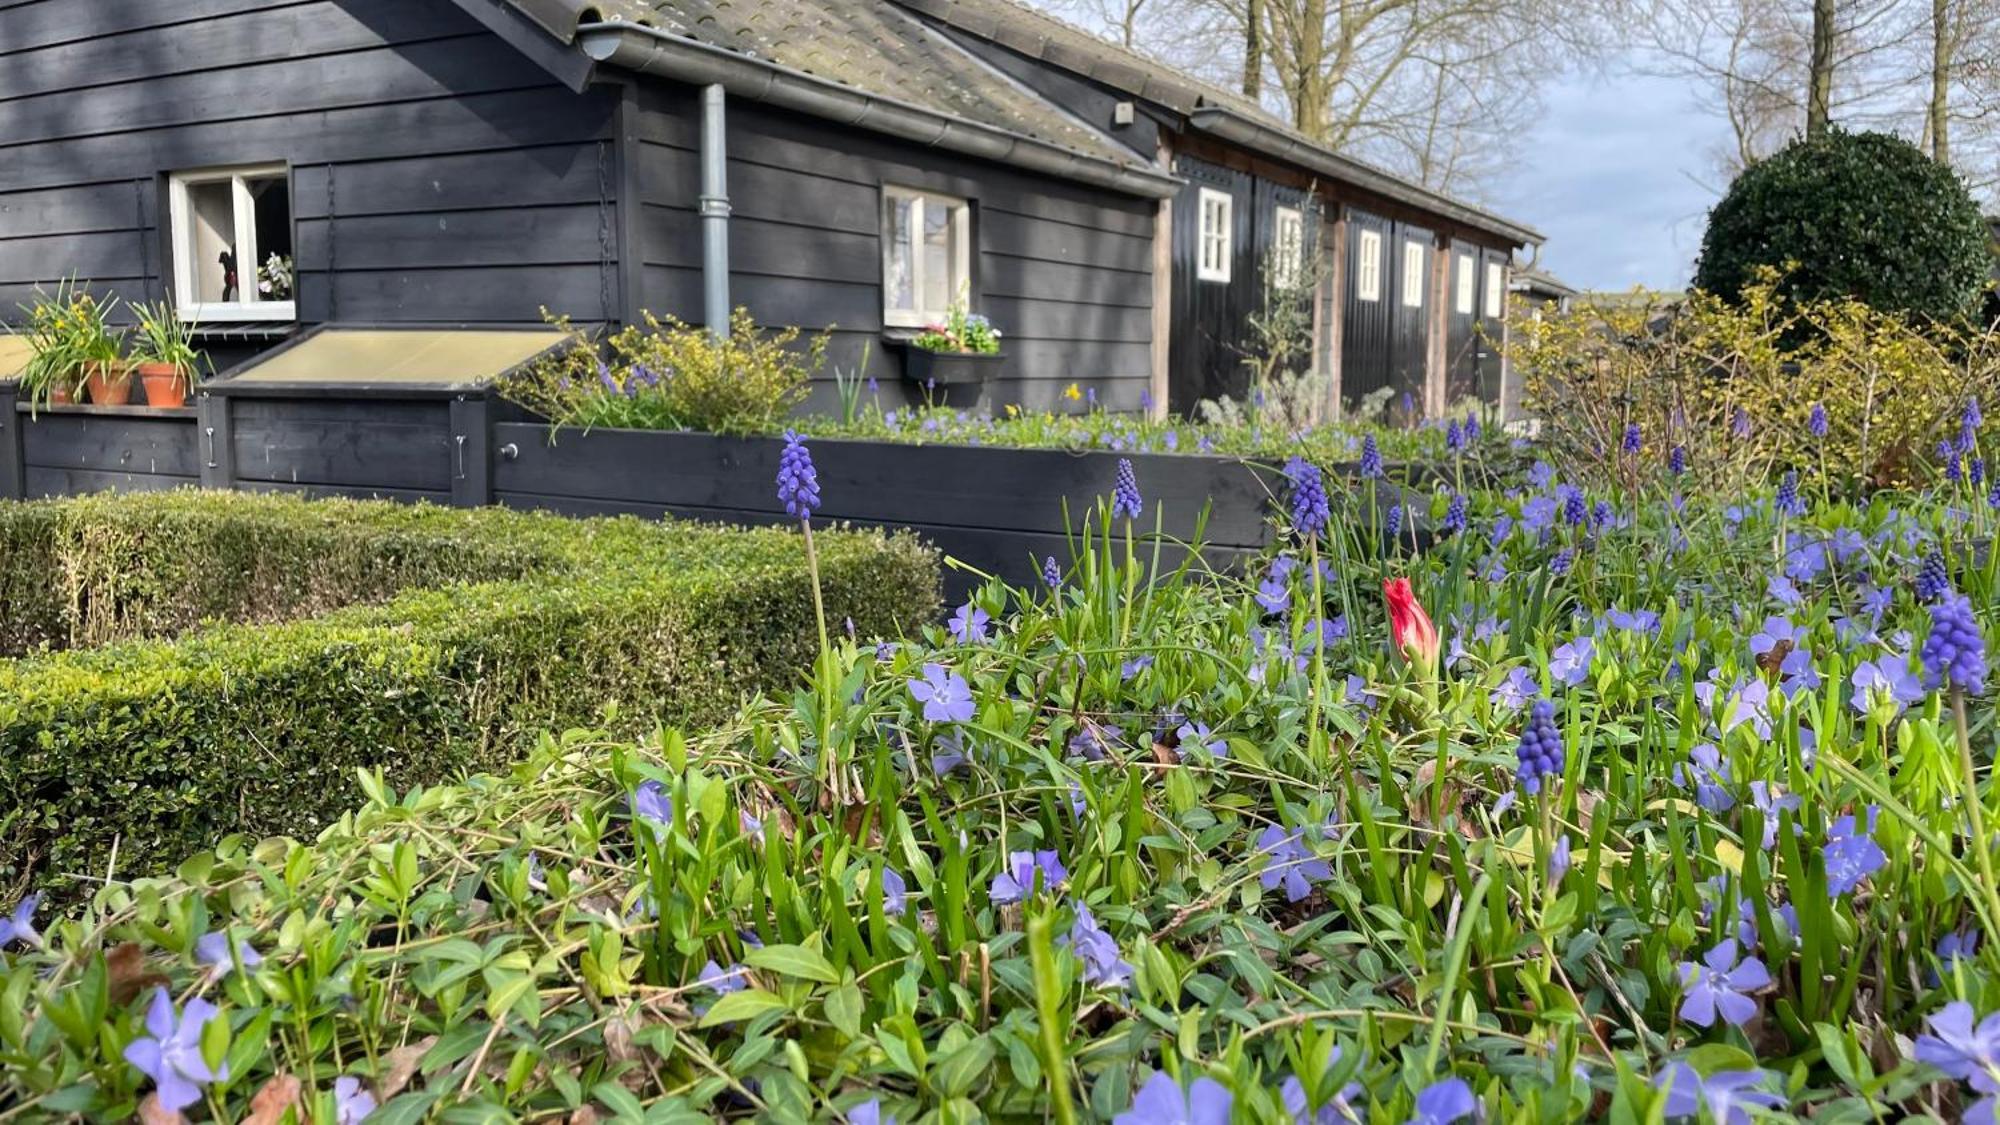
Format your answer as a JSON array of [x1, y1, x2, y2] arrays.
[[1242, 0, 1264, 100], [1806, 0, 1834, 138], [1930, 0, 1951, 164]]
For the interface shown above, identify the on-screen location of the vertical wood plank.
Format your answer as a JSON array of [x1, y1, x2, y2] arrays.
[[0, 388, 24, 501], [196, 390, 234, 490], [449, 393, 492, 508]]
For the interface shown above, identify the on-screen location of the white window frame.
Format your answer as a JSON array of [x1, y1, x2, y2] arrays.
[[881, 185, 973, 328], [1354, 229, 1382, 302], [167, 164, 294, 322], [1401, 240, 1426, 308], [1484, 261, 1505, 318], [1455, 253, 1475, 314], [1196, 187, 1233, 283], [1270, 205, 1304, 288]]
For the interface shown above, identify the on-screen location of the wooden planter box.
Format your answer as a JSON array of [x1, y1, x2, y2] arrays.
[[903, 347, 1003, 387], [491, 424, 1281, 599]]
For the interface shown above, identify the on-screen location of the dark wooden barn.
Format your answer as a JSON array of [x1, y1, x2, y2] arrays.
[[0, 0, 1541, 420]]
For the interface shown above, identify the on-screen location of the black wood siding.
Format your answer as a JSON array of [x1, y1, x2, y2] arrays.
[[1446, 239, 1478, 404], [1166, 157, 1253, 413], [1340, 207, 1392, 406], [627, 85, 1156, 413], [0, 0, 620, 330], [1388, 221, 1432, 412]]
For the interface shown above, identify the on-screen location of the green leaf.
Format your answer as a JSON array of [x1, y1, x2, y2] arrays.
[[824, 981, 865, 1039], [745, 943, 838, 984], [592, 1082, 647, 1123], [933, 1035, 996, 1098], [697, 988, 790, 1027]]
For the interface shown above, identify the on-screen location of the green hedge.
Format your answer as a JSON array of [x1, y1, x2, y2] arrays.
[[0, 492, 938, 896]]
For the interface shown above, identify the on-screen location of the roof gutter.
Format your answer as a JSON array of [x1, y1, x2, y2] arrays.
[[575, 21, 1181, 201], [1188, 106, 1544, 247]]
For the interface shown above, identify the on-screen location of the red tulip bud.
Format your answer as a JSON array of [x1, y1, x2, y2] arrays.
[[1382, 577, 1440, 671]]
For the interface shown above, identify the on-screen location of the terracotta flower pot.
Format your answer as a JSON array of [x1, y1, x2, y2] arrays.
[[82, 362, 133, 406], [47, 383, 74, 406], [136, 363, 190, 408]]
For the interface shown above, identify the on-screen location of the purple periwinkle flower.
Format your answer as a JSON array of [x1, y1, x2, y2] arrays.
[[632, 780, 673, 830], [949, 601, 990, 644], [1731, 405, 1752, 440], [909, 663, 975, 724], [1939, 929, 1980, 970], [333, 1076, 377, 1124], [1256, 824, 1332, 902], [1914, 1000, 2000, 1092], [1063, 903, 1132, 988], [1286, 456, 1332, 538], [1115, 1072, 1233, 1125], [849, 1098, 895, 1125], [195, 931, 262, 978], [1491, 666, 1541, 711], [1653, 1064, 1785, 1125], [0, 893, 41, 948], [1674, 744, 1733, 813], [1922, 593, 1988, 694], [1281, 1071, 1364, 1125], [1112, 458, 1143, 520], [1824, 808, 1887, 896], [1068, 722, 1123, 761], [1548, 636, 1593, 687], [1547, 834, 1572, 885], [775, 430, 821, 521], [1406, 1077, 1477, 1125], [989, 850, 1067, 904], [879, 867, 907, 915], [1851, 656, 1924, 716], [1176, 720, 1226, 758], [123, 988, 225, 1113], [1676, 938, 1770, 1027]]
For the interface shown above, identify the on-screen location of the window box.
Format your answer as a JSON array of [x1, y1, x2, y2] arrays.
[[897, 341, 1005, 387]]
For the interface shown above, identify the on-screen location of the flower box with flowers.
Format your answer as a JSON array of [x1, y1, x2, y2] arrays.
[[898, 306, 1003, 387]]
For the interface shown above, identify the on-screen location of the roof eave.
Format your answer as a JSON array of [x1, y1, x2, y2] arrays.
[[576, 21, 1182, 201], [1187, 106, 1543, 247]]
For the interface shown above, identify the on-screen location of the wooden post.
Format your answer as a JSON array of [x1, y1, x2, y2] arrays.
[[196, 389, 234, 490], [0, 384, 23, 500], [450, 393, 492, 508]]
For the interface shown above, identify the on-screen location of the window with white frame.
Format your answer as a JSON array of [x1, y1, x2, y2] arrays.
[[1455, 253, 1475, 314], [168, 165, 294, 321], [882, 186, 972, 327], [1484, 261, 1505, 318], [1401, 240, 1426, 308], [1354, 229, 1382, 302], [1197, 187, 1233, 282], [1270, 205, 1305, 288]]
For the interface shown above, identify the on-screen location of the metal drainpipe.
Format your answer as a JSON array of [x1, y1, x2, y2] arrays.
[[699, 83, 731, 338]]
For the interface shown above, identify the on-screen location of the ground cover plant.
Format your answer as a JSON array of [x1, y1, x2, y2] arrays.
[[0, 491, 937, 903], [2, 412, 1998, 1122]]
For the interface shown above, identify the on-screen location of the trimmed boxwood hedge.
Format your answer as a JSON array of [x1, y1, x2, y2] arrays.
[[0, 492, 939, 897]]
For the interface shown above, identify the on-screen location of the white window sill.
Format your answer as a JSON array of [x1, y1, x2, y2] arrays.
[[178, 302, 296, 323]]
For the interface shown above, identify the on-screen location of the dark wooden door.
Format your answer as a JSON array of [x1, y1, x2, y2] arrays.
[[1445, 240, 1479, 404], [1474, 249, 1509, 404], [1168, 156, 1255, 413], [1388, 221, 1433, 414], [1339, 207, 1392, 408]]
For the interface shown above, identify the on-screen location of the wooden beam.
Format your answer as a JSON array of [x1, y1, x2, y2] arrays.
[[1149, 135, 1173, 420]]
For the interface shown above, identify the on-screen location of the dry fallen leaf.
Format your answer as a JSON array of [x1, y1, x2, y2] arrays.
[[108, 942, 170, 1006], [137, 1094, 185, 1125], [243, 1074, 302, 1125], [376, 1034, 438, 1102], [569, 1108, 601, 1125]]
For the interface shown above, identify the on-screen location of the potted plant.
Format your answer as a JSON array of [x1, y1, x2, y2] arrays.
[[17, 279, 114, 409], [66, 290, 129, 405], [903, 302, 1003, 388], [131, 300, 202, 407]]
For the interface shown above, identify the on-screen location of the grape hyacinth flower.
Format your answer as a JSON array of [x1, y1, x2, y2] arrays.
[[0, 893, 40, 948], [1732, 405, 1752, 440], [1652, 1064, 1785, 1125], [1514, 700, 1565, 795], [1285, 456, 1332, 538], [1823, 808, 1887, 896], [1063, 903, 1132, 989], [1923, 593, 1988, 694], [1808, 402, 1829, 438], [1669, 444, 1687, 475], [123, 988, 227, 1113], [1042, 555, 1062, 590], [1385, 504, 1404, 541], [948, 601, 990, 644], [1549, 547, 1575, 577], [1256, 824, 1332, 903], [1112, 458, 1143, 520], [909, 663, 975, 724], [1621, 422, 1642, 455], [1440, 492, 1467, 535], [1445, 419, 1465, 451], [1464, 412, 1482, 441], [1114, 1072, 1233, 1125], [1358, 434, 1383, 479], [775, 430, 821, 521], [195, 931, 262, 979], [1406, 1077, 1477, 1125], [989, 850, 1068, 904], [1917, 551, 1951, 602], [1676, 937, 1770, 1027], [1560, 485, 1587, 527], [1775, 471, 1805, 517], [333, 1076, 378, 1125]]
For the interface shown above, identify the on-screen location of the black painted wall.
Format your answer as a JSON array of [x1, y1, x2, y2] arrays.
[[1340, 206, 1393, 406], [1446, 238, 1478, 404], [626, 84, 1157, 414], [0, 0, 623, 334]]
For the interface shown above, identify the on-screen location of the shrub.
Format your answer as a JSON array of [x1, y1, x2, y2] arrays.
[[0, 493, 938, 896], [1694, 129, 1990, 321], [505, 308, 827, 434]]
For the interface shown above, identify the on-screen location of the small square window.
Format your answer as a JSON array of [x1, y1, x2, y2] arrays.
[[1270, 205, 1305, 289], [1401, 241, 1426, 308], [1484, 261, 1505, 318], [1354, 229, 1382, 302], [883, 186, 972, 327], [168, 165, 294, 322], [1455, 254, 1475, 315], [1197, 187, 1233, 283]]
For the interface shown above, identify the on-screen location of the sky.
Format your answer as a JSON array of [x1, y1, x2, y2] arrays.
[[1486, 63, 1739, 294]]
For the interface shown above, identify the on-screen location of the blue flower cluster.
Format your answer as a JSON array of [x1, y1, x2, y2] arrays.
[[774, 430, 820, 520], [1112, 457, 1143, 520], [1284, 456, 1331, 538], [1922, 593, 1988, 694], [1515, 700, 1565, 795]]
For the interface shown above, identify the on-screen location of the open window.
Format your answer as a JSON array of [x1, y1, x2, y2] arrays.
[[1401, 240, 1426, 308], [1270, 205, 1305, 288], [1197, 187, 1233, 283], [1354, 229, 1382, 302], [1484, 261, 1505, 318], [883, 186, 972, 328], [168, 165, 294, 322]]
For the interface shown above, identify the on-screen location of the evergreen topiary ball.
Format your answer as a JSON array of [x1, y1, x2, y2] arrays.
[[1694, 129, 1991, 322]]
